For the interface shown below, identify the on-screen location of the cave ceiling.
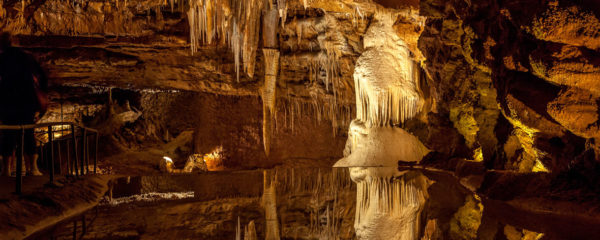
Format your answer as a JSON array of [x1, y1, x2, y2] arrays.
[[0, 0, 423, 108]]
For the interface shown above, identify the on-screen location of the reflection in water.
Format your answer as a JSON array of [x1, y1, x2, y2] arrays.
[[262, 170, 280, 240], [26, 168, 586, 240], [351, 168, 431, 240]]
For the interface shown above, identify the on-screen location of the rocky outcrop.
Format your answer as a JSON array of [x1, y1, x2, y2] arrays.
[[419, 0, 600, 173]]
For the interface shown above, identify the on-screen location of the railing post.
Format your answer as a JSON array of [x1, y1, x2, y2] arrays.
[[57, 139, 62, 175], [66, 139, 71, 176], [80, 129, 86, 175], [94, 133, 98, 174], [72, 220, 77, 240], [48, 126, 55, 183], [71, 124, 79, 177], [81, 214, 86, 237], [15, 127, 24, 195], [39, 144, 44, 172], [85, 131, 90, 174]]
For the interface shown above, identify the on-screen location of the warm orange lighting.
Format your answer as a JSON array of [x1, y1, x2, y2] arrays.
[[204, 146, 225, 171], [161, 156, 175, 173], [36, 125, 72, 143]]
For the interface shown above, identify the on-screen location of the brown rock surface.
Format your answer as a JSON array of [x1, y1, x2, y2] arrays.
[[548, 87, 600, 138], [419, 0, 597, 172]]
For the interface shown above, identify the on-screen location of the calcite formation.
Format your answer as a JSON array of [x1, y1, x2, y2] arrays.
[[262, 49, 280, 157], [353, 11, 424, 127], [187, 0, 264, 81], [336, 120, 429, 167], [335, 10, 431, 240]]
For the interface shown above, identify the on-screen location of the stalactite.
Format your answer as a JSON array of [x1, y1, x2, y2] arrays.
[[276, 97, 354, 136], [353, 6, 365, 28], [355, 79, 423, 126], [263, 9, 279, 48], [188, 0, 265, 81], [230, 20, 242, 81], [262, 49, 280, 157], [169, 0, 176, 12], [277, 0, 287, 27], [241, 0, 263, 78]]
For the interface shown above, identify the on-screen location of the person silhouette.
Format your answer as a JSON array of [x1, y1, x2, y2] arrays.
[[0, 32, 48, 176]]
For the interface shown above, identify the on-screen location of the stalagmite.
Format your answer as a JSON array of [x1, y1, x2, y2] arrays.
[[335, 120, 429, 168]]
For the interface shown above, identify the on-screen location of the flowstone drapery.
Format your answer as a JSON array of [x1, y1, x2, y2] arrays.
[[353, 11, 423, 127], [334, 11, 431, 240]]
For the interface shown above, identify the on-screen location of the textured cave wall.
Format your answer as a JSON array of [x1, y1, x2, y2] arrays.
[[0, 0, 378, 170], [418, 0, 600, 173], [53, 88, 347, 171], [139, 92, 347, 169], [4, 0, 599, 174]]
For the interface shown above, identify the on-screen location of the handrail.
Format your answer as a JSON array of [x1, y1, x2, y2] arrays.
[[0, 122, 99, 194], [0, 121, 98, 133]]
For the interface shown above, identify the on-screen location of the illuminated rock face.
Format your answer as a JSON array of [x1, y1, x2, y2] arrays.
[[354, 12, 423, 127], [335, 11, 430, 240], [336, 120, 429, 167]]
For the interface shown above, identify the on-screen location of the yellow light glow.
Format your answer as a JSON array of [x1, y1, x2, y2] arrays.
[[473, 147, 483, 162], [500, 107, 550, 173], [532, 159, 549, 173]]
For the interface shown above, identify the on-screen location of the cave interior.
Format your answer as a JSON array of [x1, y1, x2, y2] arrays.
[[0, 0, 600, 239]]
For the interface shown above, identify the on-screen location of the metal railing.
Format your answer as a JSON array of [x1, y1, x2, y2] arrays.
[[0, 122, 99, 194]]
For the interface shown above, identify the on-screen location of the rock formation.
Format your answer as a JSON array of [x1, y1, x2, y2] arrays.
[[335, 9, 431, 240]]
